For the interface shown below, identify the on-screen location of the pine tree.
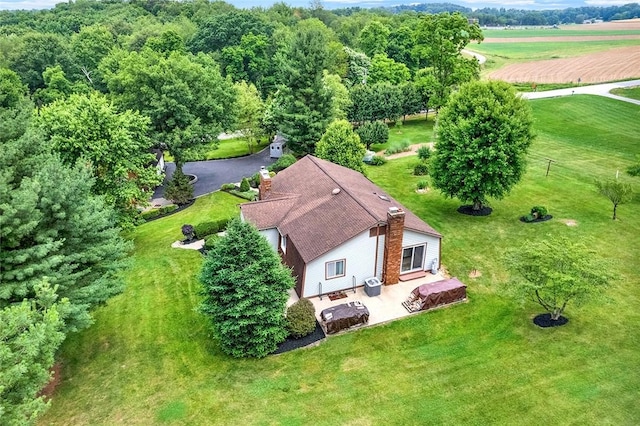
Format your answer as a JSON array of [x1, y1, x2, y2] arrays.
[[200, 219, 294, 358]]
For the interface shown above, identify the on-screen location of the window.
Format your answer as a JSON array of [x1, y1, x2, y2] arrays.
[[326, 259, 345, 279], [401, 244, 426, 273]]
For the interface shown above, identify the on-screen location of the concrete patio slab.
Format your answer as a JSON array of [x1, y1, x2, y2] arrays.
[[289, 273, 452, 332]]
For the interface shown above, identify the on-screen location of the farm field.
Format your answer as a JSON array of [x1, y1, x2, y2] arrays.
[[475, 19, 640, 83], [40, 96, 640, 425]]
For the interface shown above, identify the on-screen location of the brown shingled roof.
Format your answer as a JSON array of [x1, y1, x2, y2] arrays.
[[241, 155, 441, 263]]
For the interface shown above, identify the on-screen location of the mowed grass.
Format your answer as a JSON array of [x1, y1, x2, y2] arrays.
[[165, 137, 271, 162], [42, 98, 640, 425], [371, 115, 436, 153], [611, 86, 640, 100], [472, 39, 640, 61]]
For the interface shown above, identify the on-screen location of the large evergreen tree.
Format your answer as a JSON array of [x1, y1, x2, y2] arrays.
[[200, 219, 294, 358], [432, 80, 534, 211], [0, 72, 130, 332], [276, 19, 336, 155]]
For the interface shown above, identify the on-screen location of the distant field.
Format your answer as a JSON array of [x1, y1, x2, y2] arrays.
[[483, 29, 640, 38], [473, 39, 640, 61]]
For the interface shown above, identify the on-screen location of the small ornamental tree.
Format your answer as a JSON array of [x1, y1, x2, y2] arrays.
[[315, 119, 367, 173], [595, 178, 634, 220], [507, 236, 612, 322], [165, 169, 193, 205], [200, 218, 295, 358], [432, 80, 535, 211], [356, 121, 388, 149]]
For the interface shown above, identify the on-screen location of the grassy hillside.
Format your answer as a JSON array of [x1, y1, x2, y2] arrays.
[[41, 96, 640, 425]]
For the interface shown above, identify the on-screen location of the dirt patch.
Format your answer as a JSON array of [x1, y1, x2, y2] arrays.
[[469, 269, 482, 278], [488, 46, 640, 83], [561, 219, 578, 226], [38, 361, 62, 400], [533, 313, 569, 328]]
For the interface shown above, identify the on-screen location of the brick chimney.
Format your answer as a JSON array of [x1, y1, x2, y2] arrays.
[[382, 207, 405, 285], [258, 167, 272, 200]]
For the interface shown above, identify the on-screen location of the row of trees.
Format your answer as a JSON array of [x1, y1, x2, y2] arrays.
[[0, 73, 129, 424]]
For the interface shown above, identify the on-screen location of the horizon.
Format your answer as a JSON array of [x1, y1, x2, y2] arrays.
[[0, 0, 634, 12]]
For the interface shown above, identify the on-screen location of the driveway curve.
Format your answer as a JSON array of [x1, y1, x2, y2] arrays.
[[520, 79, 640, 105], [153, 148, 277, 199]]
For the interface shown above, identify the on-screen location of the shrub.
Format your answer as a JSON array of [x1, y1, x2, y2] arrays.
[[249, 172, 260, 188], [159, 204, 178, 215], [286, 298, 316, 338], [417, 145, 431, 161], [194, 221, 219, 238], [220, 183, 236, 191], [216, 218, 230, 232], [416, 179, 429, 190], [413, 163, 429, 176], [385, 140, 410, 155], [228, 190, 257, 201], [165, 169, 193, 205], [369, 155, 387, 166], [203, 234, 218, 250], [140, 209, 160, 221], [523, 213, 536, 223], [531, 206, 548, 218], [356, 121, 389, 149], [268, 154, 297, 173], [240, 177, 250, 192]]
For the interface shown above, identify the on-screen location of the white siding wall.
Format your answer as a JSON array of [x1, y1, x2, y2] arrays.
[[303, 230, 378, 298], [376, 234, 386, 278], [402, 230, 440, 271], [260, 228, 280, 252]]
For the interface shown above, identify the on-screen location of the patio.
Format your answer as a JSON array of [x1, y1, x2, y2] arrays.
[[286, 272, 453, 331]]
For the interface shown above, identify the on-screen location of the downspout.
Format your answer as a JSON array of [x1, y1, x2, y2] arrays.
[[373, 222, 383, 278]]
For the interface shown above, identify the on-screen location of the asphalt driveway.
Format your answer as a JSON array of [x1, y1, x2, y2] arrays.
[[153, 148, 276, 198]]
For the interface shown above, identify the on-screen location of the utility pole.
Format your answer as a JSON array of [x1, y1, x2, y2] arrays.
[[545, 158, 556, 177]]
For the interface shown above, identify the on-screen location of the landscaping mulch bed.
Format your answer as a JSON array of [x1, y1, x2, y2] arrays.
[[143, 199, 195, 223], [520, 215, 553, 223], [533, 313, 569, 328], [457, 205, 493, 216], [272, 321, 326, 355]]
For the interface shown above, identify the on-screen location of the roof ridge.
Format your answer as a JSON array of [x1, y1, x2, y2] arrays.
[[308, 155, 385, 223]]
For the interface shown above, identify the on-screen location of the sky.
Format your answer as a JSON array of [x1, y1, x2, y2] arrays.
[[0, 0, 633, 11]]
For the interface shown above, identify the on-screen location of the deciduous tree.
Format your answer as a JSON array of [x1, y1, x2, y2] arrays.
[[358, 20, 390, 57], [595, 178, 634, 220], [101, 49, 237, 172], [368, 53, 410, 85], [200, 219, 294, 358], [508, 236, 612, 321], [315, 119, 366, 173], [413, 12, 483, 111], [37, 92, 161, 225], [432, 80, 534, 211]]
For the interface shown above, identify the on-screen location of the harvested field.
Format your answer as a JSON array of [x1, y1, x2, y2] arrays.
[[488, 46, 640, 83], [484, 35, 640, 43]]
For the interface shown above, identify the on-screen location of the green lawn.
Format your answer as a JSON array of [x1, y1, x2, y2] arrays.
[[165, 137, 271, 162], [42, 97, 640, 425], [611, 86, 640, 100], [371, 116, 436, 153]]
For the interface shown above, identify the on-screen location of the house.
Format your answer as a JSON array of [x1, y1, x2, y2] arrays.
[[240, 155, 442, 299]]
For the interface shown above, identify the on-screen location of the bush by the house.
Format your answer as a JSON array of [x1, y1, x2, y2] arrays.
[[203, 234, 218, 250], [140, 209, 160, 221], [249, 172, 260, 188], [413, 163, 429, 176], [356, 121, 389, 149], [165, 169, 193, 205], [228, 190, 257, 201], [216, 218, 230, 232], [417, 145, 431, 161], [268, 154, 297, 173], [194, 221, 219, 238], [240, 177, 250, 192], [385, 140, 410, 155], [220, 183, 236, 191], [286, 298, 316, 339], [369, 155, 387, 166]]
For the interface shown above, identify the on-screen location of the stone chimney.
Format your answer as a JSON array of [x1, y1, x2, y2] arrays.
[[382, 207, 405, 285], [258, 167, 272, 200]]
